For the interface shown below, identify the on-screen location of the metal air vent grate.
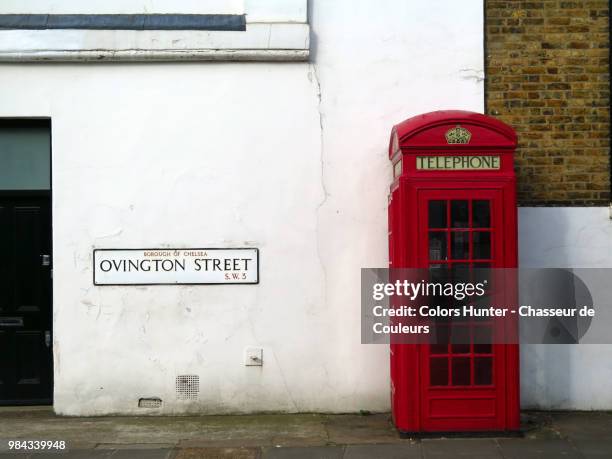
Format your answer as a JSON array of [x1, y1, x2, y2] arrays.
[[176, 375, 199, 401], [138, 397, 162, 408]]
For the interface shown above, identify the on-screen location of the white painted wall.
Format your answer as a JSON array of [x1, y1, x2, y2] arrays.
[[519, 208, 612, 409], [2, 0, 607, 415], [309, 0, 484, 412], [5, 0, 307, 22], [1, 0, 244, 14], [246, 0, 306, 23], [0, 0, 485, 415], [0, 1, 309, 61], [0, 25, 311, 61]]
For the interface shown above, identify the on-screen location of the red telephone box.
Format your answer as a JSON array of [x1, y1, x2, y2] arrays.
[[387, 110, 519, 434]]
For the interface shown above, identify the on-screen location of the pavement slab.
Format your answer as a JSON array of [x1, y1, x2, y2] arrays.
[[323, 414, 399, 445], [0, 408, 611, 458], [421, 438, 503, 457], [497, 438, 582, 459], [261, 446, 344, 459], [174, 447, 261, 459], [343, 443, 422, 459]]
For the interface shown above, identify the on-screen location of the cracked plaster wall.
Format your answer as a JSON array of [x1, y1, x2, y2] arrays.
[[0, 0, 484, 415]]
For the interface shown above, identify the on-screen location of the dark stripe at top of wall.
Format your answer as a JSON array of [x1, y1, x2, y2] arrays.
[[0, 14, 246, 31]]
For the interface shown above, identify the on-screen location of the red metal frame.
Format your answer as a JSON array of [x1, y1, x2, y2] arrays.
[[388, 111, 519, 434]]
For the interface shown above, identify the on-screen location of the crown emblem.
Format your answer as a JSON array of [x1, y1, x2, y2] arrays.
[[445, 125, 472, 144]]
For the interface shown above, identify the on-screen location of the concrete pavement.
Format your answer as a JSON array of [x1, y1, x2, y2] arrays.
[[0, 408, 610, 458]]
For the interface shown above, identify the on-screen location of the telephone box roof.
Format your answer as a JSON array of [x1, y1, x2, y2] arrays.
[[390, 110, 517, 157]]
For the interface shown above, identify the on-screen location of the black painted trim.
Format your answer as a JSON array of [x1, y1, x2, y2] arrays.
[[0, 398, 53, 406], [0, 14, 246, 31], [398, 429, 523, 439], [0, 118, 50, 128]]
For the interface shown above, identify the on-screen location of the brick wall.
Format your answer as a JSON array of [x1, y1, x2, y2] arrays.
[[485, 0, 610, 205]]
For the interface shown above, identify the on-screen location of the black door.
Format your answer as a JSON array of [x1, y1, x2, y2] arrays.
[[0, 195, 52, 405]]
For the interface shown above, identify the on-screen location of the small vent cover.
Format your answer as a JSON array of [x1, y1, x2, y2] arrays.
[[176, 375, 199, 400], [138, 397, 162, 408]]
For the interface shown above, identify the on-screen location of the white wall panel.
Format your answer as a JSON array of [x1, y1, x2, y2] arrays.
[[0, 0, 243, 14], [245, 0, 307, 23], [519, 207, 612, 409], [0, 0, 484, 414]]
